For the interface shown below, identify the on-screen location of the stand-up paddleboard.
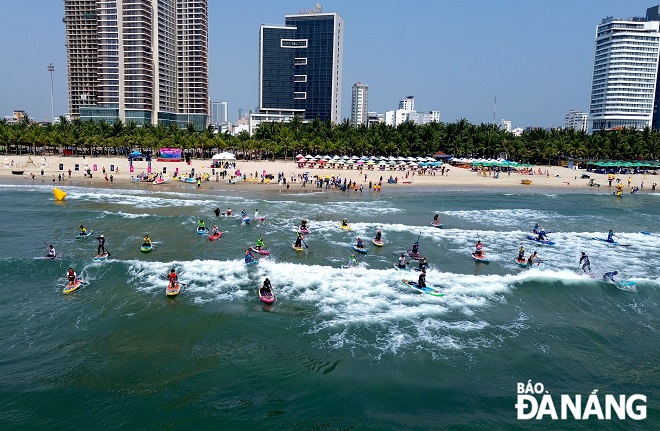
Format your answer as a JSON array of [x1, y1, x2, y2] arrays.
[[39, 254, 63, 260], [249, 246, 271, 255], [292, 243, 304, 252], [166, 281, 181, 296], [514, 258, 528, 267], [208, 231, 222, 241], [353, 244, 367, 254], [393, 263, 409, 271], [76, 230, 94, 240], [140, 244, 154, 253], [258, 285, 276, 303], [591, 237, 631, 247], [63, 277, 84, 294], [401, 279, 444, 297], [472, 252, 489, 263], [372, 238, 384, 247], [526, 235, 555, 245], [93, 253, 109, 261], [196, 227, 209, 235], [339, 223, 351, 230], [245, 260, 259, 266], [430, 223, 444, 228]]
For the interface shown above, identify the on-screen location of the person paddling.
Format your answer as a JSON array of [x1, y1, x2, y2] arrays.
[[417, 269, 427, 289], [79, 225, 87, 236], [341, 218, 349, 227], [294, 233, 304, 248], [607, 230, 617, 243], [356, 237, 364, 249], [300, 219, 308, 231], [579, 252, 591, 273], [197, 220, 206, 231], [517, 245, 525, 261], [260, 278, 273, 296], [211, 224, 220, 236], [167, 268, 178, 288], [255, 237, 266, 250], [602, 270, 618, 282], [96, 234, 106, 255], [245, 249, 254, 263], [214, 207, 220, 217], [474, 240, 484, 257], [375, 230, 382, 241], [527, 251, 539, 266], [347, 253, 358, 268], [412, 241, 420, 255], [66, 267, 77, 284], [433, 213, 440, 226], [142, 235, 152, 247], [47, 245, 56, 259], [397, 253, 407, 269]]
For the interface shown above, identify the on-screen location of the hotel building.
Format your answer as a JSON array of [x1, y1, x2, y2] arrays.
[[258, 8, 344, 123], [588, 11, 660, 132], [64, 0, 208, 129]]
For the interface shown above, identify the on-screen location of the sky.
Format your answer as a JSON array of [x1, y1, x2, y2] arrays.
[[0, 0, 657, 128]]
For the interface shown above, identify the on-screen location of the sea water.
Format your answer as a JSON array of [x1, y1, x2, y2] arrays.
[[0, 183, 658, 429]]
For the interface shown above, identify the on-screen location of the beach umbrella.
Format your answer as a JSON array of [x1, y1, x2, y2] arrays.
[[323, 155, 331, 160], [305, 154, 313, 159], [318, 159, 327, 164], [332, 155, 341, 160], [356, 160, 364, 165], [313, 155, 322, 160], [346, 159, 354, 164], [295, 154, 304, 160], [350, 155, 359, 160], [366, 161, 376, 165]]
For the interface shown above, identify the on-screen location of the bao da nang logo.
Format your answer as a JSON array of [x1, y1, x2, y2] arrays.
[[516, 381, 647, 420]]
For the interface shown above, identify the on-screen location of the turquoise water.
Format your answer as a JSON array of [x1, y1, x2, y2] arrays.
[[0, 183, 658, 430]]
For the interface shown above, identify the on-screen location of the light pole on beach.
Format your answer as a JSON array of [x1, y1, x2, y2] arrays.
[[48, 63, 54, 123]]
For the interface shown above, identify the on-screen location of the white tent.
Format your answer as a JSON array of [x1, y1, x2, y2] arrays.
[[212, 152, 236, 160]]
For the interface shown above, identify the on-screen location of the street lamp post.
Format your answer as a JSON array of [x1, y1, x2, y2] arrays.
[[48, 63, 54, 123]]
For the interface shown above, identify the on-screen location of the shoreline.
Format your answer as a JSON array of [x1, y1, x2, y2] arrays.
[[1, 154, 658, 195]]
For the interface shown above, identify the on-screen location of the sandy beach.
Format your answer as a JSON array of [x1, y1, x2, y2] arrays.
[[1, 153, 657, 193]]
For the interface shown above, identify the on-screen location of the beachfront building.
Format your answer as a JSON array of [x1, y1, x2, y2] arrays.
[[351, 83, 368, 126], [588, 13, 660, 133], [499, 120, 512, 133], [211, 101, 229, 125], [385, 96, 439, 126], [366, 111, 384, 127], [564, 110, 588, 132], [64, 0, 209, 129], [258, 7, 344, 124]]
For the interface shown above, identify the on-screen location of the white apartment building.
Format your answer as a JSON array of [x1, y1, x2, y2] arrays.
[[564, 110, 588, 132], [351, 83, 368, 126], [588, 17, 660, 132]]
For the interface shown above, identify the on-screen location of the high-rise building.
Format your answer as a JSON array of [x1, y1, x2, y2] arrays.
[[399, 96, 415, 111], [564, 110, 588, 132], [64, 0, 209, 129], [259, 8, 344, 123], [588, 14, 660, 132], [211, 100, 228, 125], [351, 83, 368, 126]]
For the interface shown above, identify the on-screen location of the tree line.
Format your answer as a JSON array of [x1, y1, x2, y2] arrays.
[[1, 116, 659, 165]]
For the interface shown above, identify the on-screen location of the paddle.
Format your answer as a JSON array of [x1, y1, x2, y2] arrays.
[[303, 238, 309, 248]]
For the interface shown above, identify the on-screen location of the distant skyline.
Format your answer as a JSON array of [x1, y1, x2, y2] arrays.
[[0, 1, 656, 128]]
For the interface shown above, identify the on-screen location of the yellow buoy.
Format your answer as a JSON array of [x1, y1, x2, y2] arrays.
[[53, 188, 67, 201]]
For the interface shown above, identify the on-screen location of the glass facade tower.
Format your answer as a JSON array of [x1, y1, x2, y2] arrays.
[[259, 11, 343, 123]]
